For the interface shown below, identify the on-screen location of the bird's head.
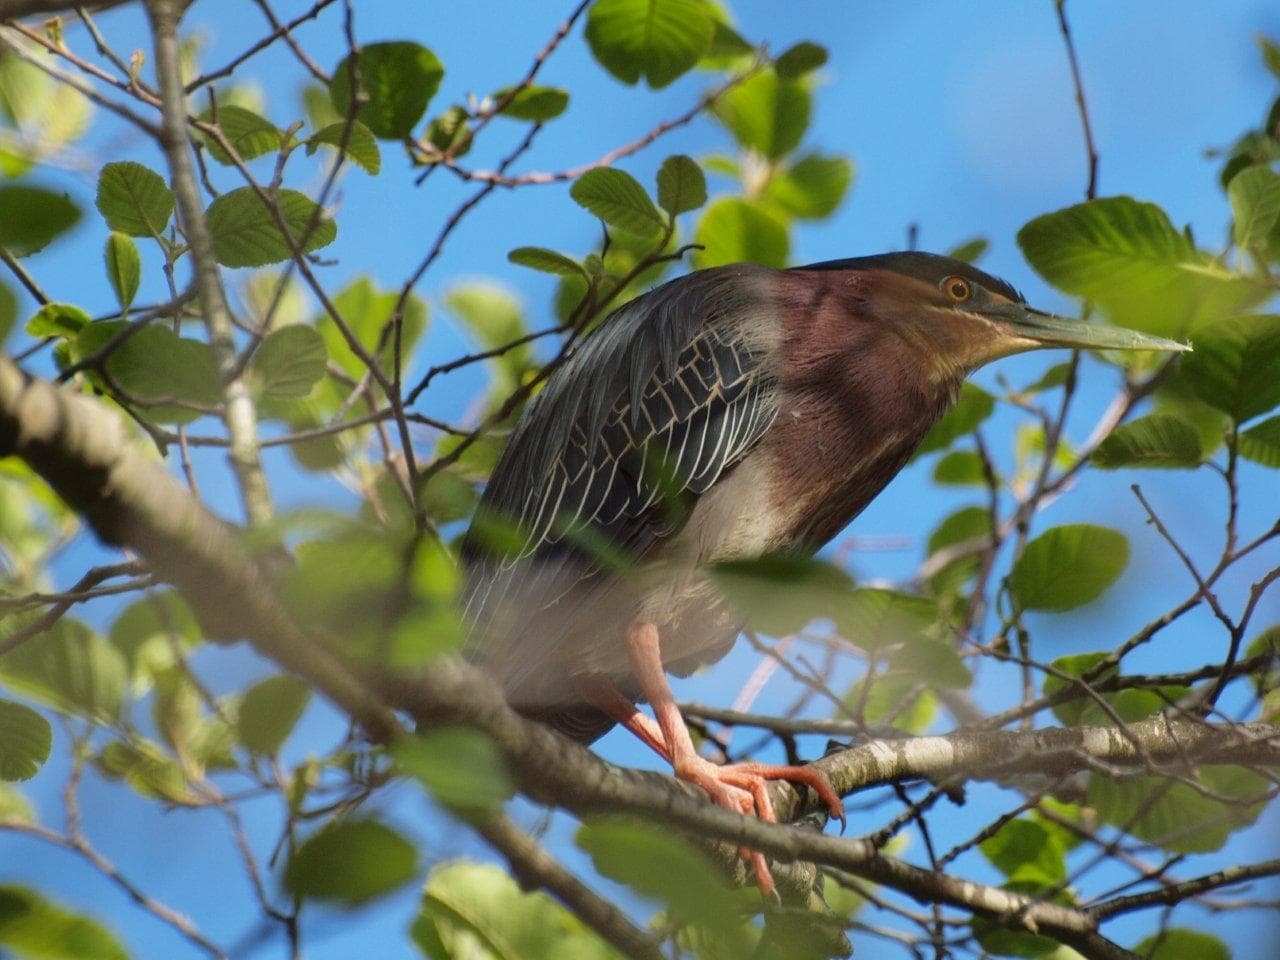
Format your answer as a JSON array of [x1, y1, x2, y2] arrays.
[[797, 252, 1189, 379]]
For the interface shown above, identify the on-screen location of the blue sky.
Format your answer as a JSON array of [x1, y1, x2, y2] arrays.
[[4, 1, 1280, 958]]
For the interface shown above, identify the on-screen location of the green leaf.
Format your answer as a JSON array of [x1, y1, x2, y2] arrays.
[[1182, 314, 1280, 422], [284, 818, 417, 905], [570, 167, 665, 238], [891, 636, 972, 689], [318, 276, 427, 379], [1259, 36, 1280, 80], [95, 161, 173, 237], [0, 280, 14, 345], [971, 881, 1075, 958], [774, 41, 827, 80], [423, 105, 472, 158], [946, 237, 989, 264], [1021, 362, 1071, 394], [0, 619, 126, 723], [236, 675, 311, 756], [834, 587, 939, 652], [576, 817, 751, 947], [1089, 765, 1267, 854], [206, 187, 337, 268], [306, 120, 382, 174], [979, 819, 1067, 887], [413, 861, 626, 960], [507, 246, 586, 277], [95, 323, 222, 424], [1009, 524, 1129, 613], [25, 302, 89, 338], [393, 727, 513, 812], [96, 738, 192, 803], [693, 196, 789, 269], [914, 383, 995, 457], [711, 554, 854, 636], [584, 0, 715, 89], [1135, 930, 1229, 960], [1228, 163, 1280, 254], [0, 784, 34, 824], [762, 154, 853, 220], [249, 325, 327, 400], [494, 84, 569, 122], [103, 233, 140, 311], [1240, 415, 1280, 467], [1017, 196, 1268, 337], [655, 154, 706, 216], [330, 41, 444, 139], [932, 450, 987, 485], [713, 68, 811, 160], [0, 700, 51, 781], [0, 886, 130, 960], [925, 505, 992, 595], [1090, 414, 1203, 469], [0, 185, 80, 256], [107, 590, 199, 688], [196, 105, 281, 164]]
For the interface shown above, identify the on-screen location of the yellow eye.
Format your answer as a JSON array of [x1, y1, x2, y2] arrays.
[[943, 276, 972, 302]]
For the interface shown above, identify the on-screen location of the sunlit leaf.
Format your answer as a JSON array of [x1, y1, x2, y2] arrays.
[[196, 104, 281, 164], [0, 886, 129, 960], [585, 0, 715, 89], [0, 619, 126, 723], [330, 41, 444, 139], [0, 185, 80, 256], [25, 302, 89, 338], [914, 384, 995, 457], [237, 675, 311, 756], [318, 275, 427, 379], [95, 161, 173, 237], [1009, 525, 1129, 612], [412, 861, 625, 960], [306, 120, 381, 174], [713, 68, 810, 160], [206, 187, 337, 268], [1018, 196, 1268, 337], [933, 450, 987, 485], [1135, 930, 1229, 960], [1228, 163, 1280, 254], [979, 819, 1067, 887], [507, 246, 586, 277], [946, 237, 989, 264], [1090, 414, 1203, 469], [0, 699, 51, 781], [762, 154, 853, 220], [570, 167, 666, 238], [1239, 415, 1280, 466], [693, 196, 789, 268], [284, 818, 417, 905]]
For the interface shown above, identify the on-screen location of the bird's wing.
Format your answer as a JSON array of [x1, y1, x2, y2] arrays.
[[461, 265, 781, 688]]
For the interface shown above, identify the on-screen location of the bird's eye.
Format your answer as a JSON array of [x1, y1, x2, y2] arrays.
[[943, 276, 972, 302]]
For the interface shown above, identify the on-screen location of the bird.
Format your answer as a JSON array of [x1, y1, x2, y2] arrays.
[[460, 251, 1187, 896]]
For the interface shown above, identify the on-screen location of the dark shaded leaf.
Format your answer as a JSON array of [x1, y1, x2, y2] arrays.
[[1228, 163, 1280, 255], [914, 384, 994, 457], [0, 280, 14, 345], [103, 233, 140, 311], [0, 185, 80, 255], [1239, 415, 1280, 466], [206, 187, 337, 268], [284, 818, 417, 905], [494, 84, 569, 122], [95, 161, 173, 237], [97, 323, 221, 424], [1182, 314, 1280, 422], [584, 0, 715, 89], [249, 325, 327, 400], [0, 700, 51, 781], [774, 41, 827, 80], [330, 42, 443, 139], [237, 675, 311, 756], [1009, 524, 1129, 612], [655, 154, 706, 216]]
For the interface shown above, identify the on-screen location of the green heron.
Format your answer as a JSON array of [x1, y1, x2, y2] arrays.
[[461, 251, 1186, 896]]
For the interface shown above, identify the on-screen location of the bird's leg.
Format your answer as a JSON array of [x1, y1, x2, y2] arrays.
[[624, 621, 846, 899], [575, 674, 672, 760]]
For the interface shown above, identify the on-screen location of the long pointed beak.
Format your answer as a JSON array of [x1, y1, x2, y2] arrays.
[[1006, 306, 1191, 352]]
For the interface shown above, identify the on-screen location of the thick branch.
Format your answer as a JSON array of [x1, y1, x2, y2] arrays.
[[0, 0, 127, 21]]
